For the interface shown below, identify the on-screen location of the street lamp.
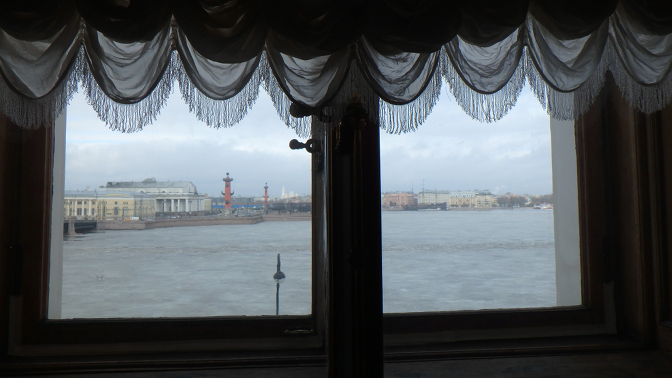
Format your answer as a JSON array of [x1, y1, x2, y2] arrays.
[[273, 253, 285, 316]]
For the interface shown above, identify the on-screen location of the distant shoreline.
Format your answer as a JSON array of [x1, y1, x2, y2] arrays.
[[69, 208, 551, 234], [382, 207, 543, 212], [95, 213, 310, 231]]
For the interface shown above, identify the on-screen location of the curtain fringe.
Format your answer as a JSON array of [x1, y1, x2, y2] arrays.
[[379, 58, 442, 134], [80, 51, 179, 133], [3, 40, 672, 132], [607, 43, 672, 115], [327, 63, 379, 128], [176, 56, 263, 130], [0, 48, 83, 129], [571, 44, 610, 120], [441, 48, 526, 123], [525, 44, 612, 121], [260, 53, 312, 138], [524, 49, 574, 121]]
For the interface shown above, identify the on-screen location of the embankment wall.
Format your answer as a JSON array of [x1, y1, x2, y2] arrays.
[[103, 216, 262, 230]]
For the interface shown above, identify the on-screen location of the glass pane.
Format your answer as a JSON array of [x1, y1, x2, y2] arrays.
[[380, 86, 581, 313], [49, 89, 312, 319]]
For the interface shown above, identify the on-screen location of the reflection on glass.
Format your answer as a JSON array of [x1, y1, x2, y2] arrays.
[[50, 90, 312, 319], [380, 86, 581, 313]]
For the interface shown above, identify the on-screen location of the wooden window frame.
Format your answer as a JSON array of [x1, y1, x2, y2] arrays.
[[379, 74, 672, 358], [3, 90, 608, 352], [6, 115, 328, 359], [381, 98, 608, 348]]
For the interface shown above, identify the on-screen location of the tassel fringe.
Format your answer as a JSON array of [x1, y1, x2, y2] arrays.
[[379, 57, 443, 134], [442, 48, 526, 123], [176, 55, 264, 130], [0, 47, 83, 128], [260, 53, 312, 138], [607, 42, 672, 115], [524, 49, 575, 121], [80, 51, 179, 133], [2, 40, 672, 131]]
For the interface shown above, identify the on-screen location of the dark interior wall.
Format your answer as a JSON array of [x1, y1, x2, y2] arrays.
[[652, 104, 672, 351], [0, 117, 22, 356], [549, 75, 670, 346], [605, 81, 656, 344]]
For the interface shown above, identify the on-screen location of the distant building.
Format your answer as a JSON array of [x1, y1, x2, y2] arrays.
[[383, 193, 418, 208], [105, 178, 208, 215], [475, 190, 494, 207], [418, 189, 494, 208], [449, 190, 493, 208], [418, 190, 451, 205], [64, 190, 156, 220], [64, 178, 211, 220]]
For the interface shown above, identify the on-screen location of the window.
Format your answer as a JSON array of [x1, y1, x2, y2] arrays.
[[5, 67, 672, 378], [8, 92, 607, 356], [380, 87, 580, 314], [4, 88, 325, 354]]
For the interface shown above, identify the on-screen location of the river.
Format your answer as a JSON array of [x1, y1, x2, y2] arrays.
[[58, 208, 557, 319]]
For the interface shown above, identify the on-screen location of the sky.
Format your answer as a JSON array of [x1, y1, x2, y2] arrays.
[[64, 82, 553, 198]]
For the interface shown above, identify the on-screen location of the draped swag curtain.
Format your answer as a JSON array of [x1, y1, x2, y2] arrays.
[[1, 1, 671, 136]]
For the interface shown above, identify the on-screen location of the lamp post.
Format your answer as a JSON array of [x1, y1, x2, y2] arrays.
[[273, 253, 285, 315]]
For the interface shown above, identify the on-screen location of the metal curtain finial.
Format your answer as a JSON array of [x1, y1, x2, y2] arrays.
[[289, 139, 324, 171], [289, 139, 322, 154]]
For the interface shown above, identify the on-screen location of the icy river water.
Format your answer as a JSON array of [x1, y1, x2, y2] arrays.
[[58, 208, 557, 318]]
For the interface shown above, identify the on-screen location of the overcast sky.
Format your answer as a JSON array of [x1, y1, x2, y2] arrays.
[[64, 83, 553, 198]]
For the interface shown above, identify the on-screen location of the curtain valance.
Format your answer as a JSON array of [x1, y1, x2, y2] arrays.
[[1, 0, 671, 136]]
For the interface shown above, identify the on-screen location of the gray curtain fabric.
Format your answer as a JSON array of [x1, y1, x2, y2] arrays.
[[0, 0, 671, 135], [358, 37, 439, 105]]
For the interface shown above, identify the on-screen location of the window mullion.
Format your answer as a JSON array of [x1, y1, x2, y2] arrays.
[[326, 99, 383, 378]]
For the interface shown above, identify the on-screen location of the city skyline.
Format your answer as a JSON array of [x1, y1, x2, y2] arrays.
[[64, 84, 553, 197]]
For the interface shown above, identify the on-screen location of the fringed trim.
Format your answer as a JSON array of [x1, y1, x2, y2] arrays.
[[607, 43, 672, 114], [378, 57, 442, 134], [0, 47, 83, 128], [571, 44, 610, 119], [328, 63, 379, 125], [260, 53, 312, 138], [176, 56, 264, 129], [80, 51, 180, 133], [524, 49, 574, 121], [522, 37, 672, 121], [441, 47, 526, 123]]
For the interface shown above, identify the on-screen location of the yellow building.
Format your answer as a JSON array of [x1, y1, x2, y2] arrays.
[[418, 189, 494, 208], [64, 191, 156, 220], [418, 190, 451, 204]]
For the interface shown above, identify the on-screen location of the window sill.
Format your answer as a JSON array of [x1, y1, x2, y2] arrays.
[[0, 334, 651, 376]]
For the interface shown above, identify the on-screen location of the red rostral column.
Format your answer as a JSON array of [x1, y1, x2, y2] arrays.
[[222, 172, 234, 209], [264, 183, 269, 211]]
